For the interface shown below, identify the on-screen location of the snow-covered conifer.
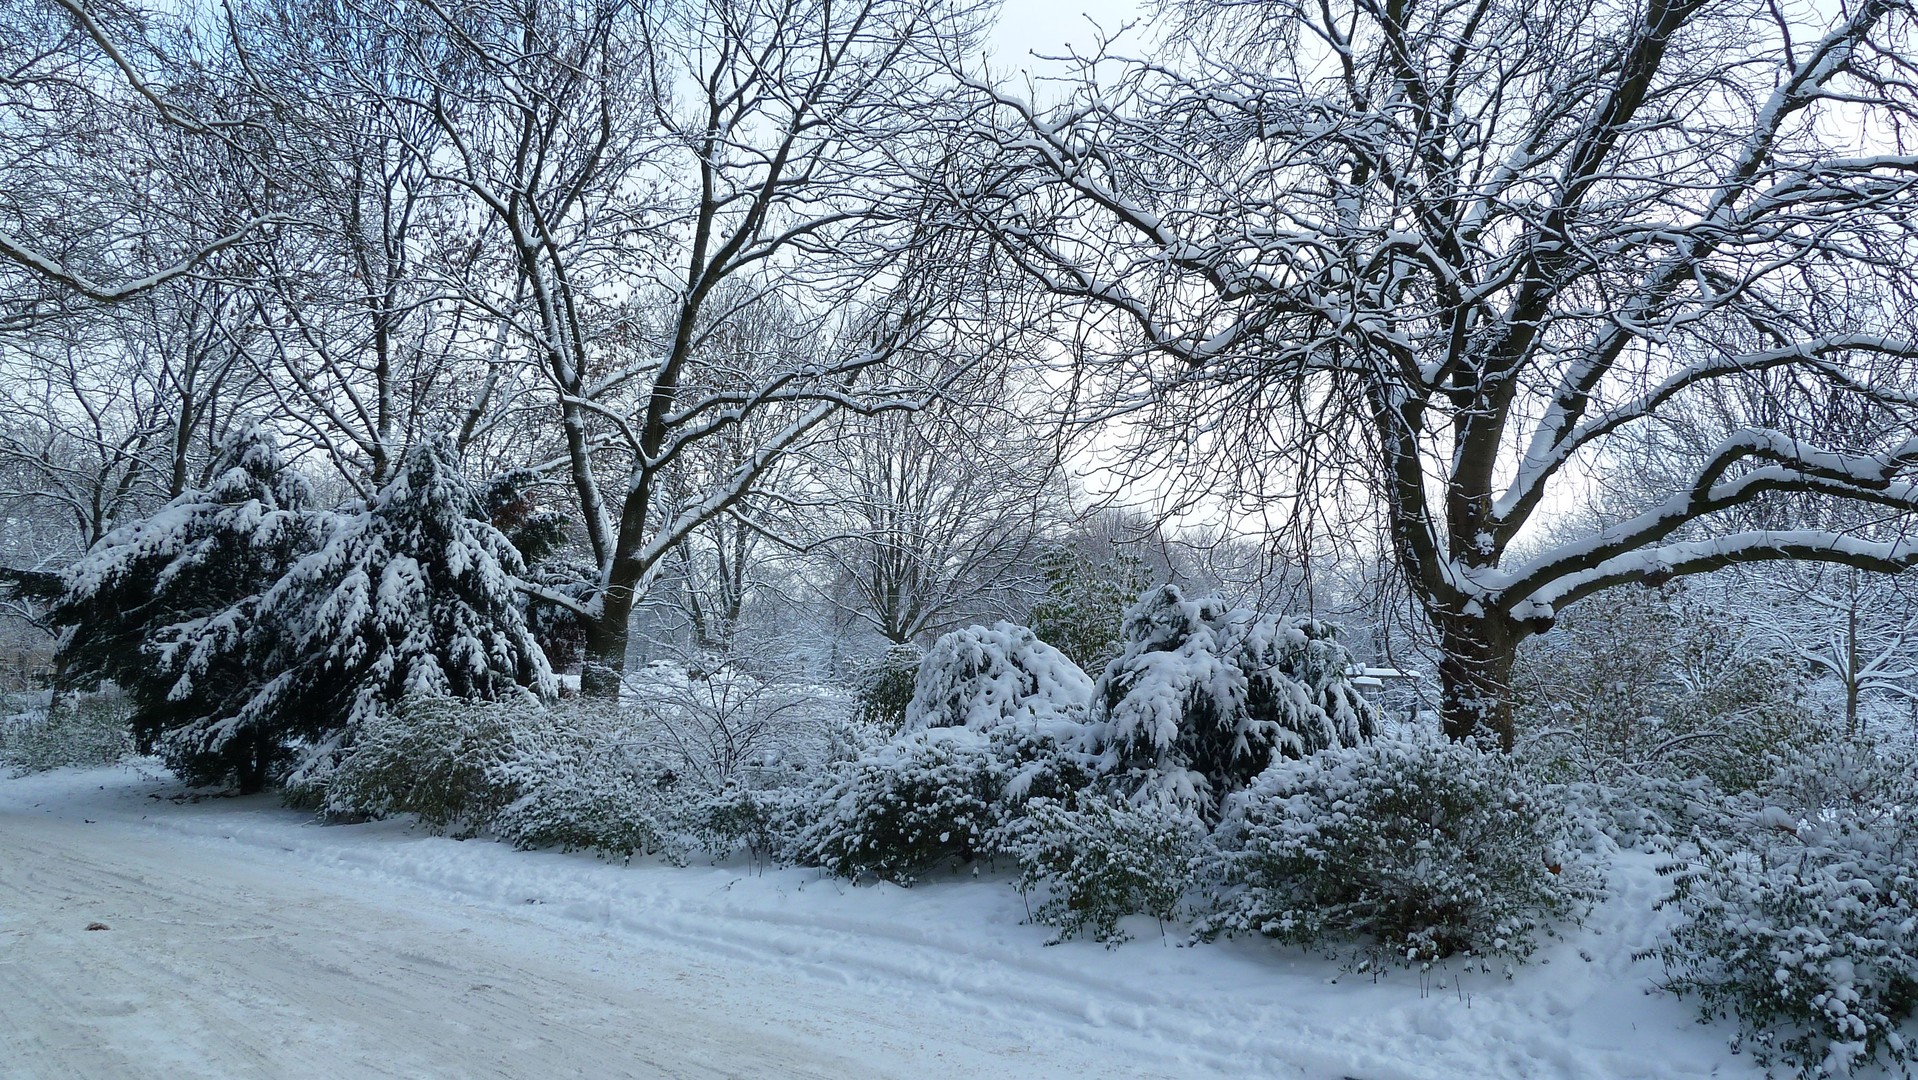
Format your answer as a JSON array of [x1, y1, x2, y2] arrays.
[[53, 424, 319, 791], [257, 435, 556, 792], [1081, 586, 1377, 813]]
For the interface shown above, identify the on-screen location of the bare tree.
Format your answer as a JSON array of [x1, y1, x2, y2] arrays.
[[0, 0, 284, 321], [1761, 563, 1918, 736], [811, 387, 1062, 645], [966, 0, 1918, 747], [362, 0, 1001, 692]]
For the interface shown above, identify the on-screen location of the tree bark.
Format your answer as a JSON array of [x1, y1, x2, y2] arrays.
[[1436, 616, 1520, 751], [237, 731, 272, 796], [580, 600, 632, 698]]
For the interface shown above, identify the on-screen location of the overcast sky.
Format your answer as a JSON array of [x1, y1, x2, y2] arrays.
[[987, 1, 1146, 75]]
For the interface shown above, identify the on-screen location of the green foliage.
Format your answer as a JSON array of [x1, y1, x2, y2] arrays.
[[477, 469, 570, 567], [994, 792, 1205, 945], [1028, 546, 1151, 673], [320, 695, 679, 860], [0, 688, 133, 774], [51, 425, 317, 792], [321, 696, 519, 833], [1655, 744, 1918, 1079], [792, 728, 1090, 885], [263, 436, 554, 793], [855, 643, 924, 732], [1514, 584, 1822, 792], [1204, 737, 1602, 965], [1085, 586, 1378, 815], [669, 782, 801, 864]]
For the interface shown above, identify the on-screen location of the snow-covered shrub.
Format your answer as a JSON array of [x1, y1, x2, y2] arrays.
[[261, 436, 554, 796], [486, 698, 678, 860], [1203, 736, 1601, 965], [792, 727, 1090, 884], [320, 693, 679, 859], [52, 425, 319, 791], [627, 663, 842, 790], [1553, 771, 1724, 852], [994, 792, 1206, 945], [1513, 584, 1821, 793], [905, 622, 1093, 734], [1655, 743, 1918, 1078], [0, 688, 133, 773], [1081, 586, 1377, 815], [322, 696, 519, 833], [855, 643, 924, 731], [670, 782, 806, 864]]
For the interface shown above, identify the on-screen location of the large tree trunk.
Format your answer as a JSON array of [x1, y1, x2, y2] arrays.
[[580, 601, 632, 698], [1436, 616, 1520, 751]]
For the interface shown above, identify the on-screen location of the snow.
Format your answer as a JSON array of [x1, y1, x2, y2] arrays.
[[0, 764, 1775, 1080], [906, 622, 1094, 733]]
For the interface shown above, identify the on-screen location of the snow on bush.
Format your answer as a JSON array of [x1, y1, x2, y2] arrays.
[[1511, 584, 1822, 794], [904, 622, 1093, 735], [1654, 743, 1918, 1079], [323, 694, 677, 859], [0, 688, 133, 774], [791, 727, 1090, 885], [1081, 586, 1377, 815], [1553, 771, 1726, 853], [322, 696, 520, 834], [993, 792, 1206, 946], [322, 660, 859, 861], [619, 662, 853, 862], [1202, 735, 1602, 965], [624, 661, 844, 791], [488, 700, 678, 861]]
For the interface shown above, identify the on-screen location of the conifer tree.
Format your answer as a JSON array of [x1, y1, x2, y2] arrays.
[[1083, 586, 1377, 815], [255, 435, 556, 792], [54, 425, 319, 791]]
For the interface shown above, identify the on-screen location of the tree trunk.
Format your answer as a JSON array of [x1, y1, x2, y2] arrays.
[[237, 731, 272, 796], [1846, 602, 1861, 738], [1436, 616, 1520, 751], [580, 598, 633, 698]]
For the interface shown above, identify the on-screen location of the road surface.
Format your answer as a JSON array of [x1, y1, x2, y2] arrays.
[[0, 808, 1105, 1079]]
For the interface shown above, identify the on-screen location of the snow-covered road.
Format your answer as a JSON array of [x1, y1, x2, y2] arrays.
[[0, 765, 1764, 1080], [4, 812, 960, 1079], [0, 791, 1140, 1079]]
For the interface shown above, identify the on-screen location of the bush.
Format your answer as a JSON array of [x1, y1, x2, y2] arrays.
[[854, 644, 924, 732], [626, 663, 843, 790], [322, 696, 518, 833], [1554, 771, 1725, 852], [1203, 736, 1602, 966], [994, 792, 1205, 945], [1655, 744, 1918, 1078], [484, 699, 678, 860], [1512, 584, 1822, 794], [791, 727, 1089, 884], [905, 622, 1092, 734], [669, 781, 806, 864], [0, 688, 133, 773], [1027, 544, 1152, 673], [320, 695, 679, 860]]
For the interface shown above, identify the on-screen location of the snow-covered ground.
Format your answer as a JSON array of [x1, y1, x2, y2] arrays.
[[2, 764, 1764, 1080]]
